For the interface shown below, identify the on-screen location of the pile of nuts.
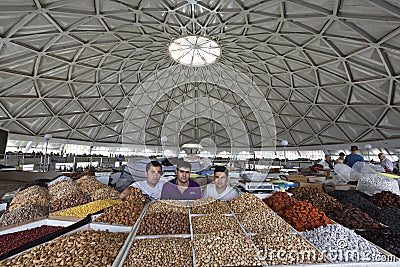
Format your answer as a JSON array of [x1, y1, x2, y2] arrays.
[[302, 224, 387, 263], [75, 176, 105, 193], [228, 193, 266, 213], [0, 205, 49, 226], [263, 192, 297, 213], [290, 187, 344, 214], [356, 227, 400, 257], [95, 200, 144, 226], [192, 214, 241, 234], [147, 200, 188, 214], [0, 225, 64, 256], [95, 188, 148, 226], [137, 212, 190, 235], [89, 187, 119, 201], [52, 199, 121, 218], [367, 191, 400, 208], [8, 186, 49, 212], [251, 233, 327, 265], [237, 208, 294, 233], [193, 230, 263, 267], [279, 200, 333, 231], [326, 204, 383, 230], [75, 176, 120, 201], [123, 237, 192, 267], [190, 198, 230, 214], [48, 181, 91, 212], [0, 229, 128, 266], [49, 192, 91, 213]]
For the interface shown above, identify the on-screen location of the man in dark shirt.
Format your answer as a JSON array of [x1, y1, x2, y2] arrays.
[[160, 160, 201, 200]]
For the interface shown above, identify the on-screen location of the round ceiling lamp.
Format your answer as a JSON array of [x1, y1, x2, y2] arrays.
[[168, 35, 221, 66]]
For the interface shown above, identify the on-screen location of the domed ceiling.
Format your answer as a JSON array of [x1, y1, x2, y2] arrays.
[[0, 0, 399, 150]]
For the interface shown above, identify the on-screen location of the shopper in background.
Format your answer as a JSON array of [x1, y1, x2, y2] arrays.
[[318, 154, 334, 170], [119, 161, 164, 201], [161, 161, 201, 200], [335, 152, 345, 164], [344, 146, 365, 168], [378, 153, 394, 173], [202, 166, 239, 201]]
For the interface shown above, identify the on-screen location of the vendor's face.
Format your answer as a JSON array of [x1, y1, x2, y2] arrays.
[[145, 165, 162, 187], [214, 171, 228, 189], [176, 167, 191, 184]]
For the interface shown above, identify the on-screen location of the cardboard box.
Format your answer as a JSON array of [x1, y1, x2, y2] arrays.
[[308, 176, 326, 183], [299, 182, 323, 191], [288, 175, 308, 183], [334, 185, 356, 190]]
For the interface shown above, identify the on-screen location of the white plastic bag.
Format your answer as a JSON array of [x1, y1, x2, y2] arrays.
[[355, 163, 400, 196]]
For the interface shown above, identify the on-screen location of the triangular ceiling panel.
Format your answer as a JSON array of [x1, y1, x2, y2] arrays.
[[0, 0, 398, 148]]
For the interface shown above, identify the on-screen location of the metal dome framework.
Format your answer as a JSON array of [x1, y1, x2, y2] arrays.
[[0, 0, 400, 150]]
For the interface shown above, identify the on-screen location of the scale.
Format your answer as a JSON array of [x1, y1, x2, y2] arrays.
[[236, 180, 275, 192], [235, 172, 296, 193]]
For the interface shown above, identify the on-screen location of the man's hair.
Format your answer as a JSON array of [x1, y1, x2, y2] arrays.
[[177, 160, 191, 170], [214, 166, 228, 176], [351, 145, 358, 151], [324, 154, 331, 158], [146, 161, 162, 171], [339, 152, 345, 156], [378, 153, 384, 157]]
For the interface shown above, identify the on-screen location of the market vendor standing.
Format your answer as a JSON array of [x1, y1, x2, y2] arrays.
[[202, 166, 239, 200], [119, 161, 164, 201], [160, 161, 201, 200]]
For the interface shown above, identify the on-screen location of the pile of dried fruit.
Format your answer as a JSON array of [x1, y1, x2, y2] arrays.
[[279, 200, 333, 231], [263, 192, 297, 213]]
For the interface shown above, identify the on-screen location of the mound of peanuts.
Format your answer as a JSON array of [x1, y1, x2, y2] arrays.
[[51, 199, 121, 218]]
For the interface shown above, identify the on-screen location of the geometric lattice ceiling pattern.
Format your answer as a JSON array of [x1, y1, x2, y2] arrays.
[[0, 0, 400, 149]]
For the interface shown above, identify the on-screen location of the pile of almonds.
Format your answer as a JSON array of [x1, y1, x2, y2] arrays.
[[123, 237, 192, 267], [95, 189, 148, 226], [192, 214, 241, 234], [0, 229, 127, 266], [8, 186, 49, 212], [228, 193, 266, 213], [193, 230, 264, 267], [147, 200, 188, 214], [237, 208, 293, 233], [75, 176, 119, 201], [137, 212, 190, 235], [190, 198, 230, 214]]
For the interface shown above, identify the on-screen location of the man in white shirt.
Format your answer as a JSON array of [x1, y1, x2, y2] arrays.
[[202, 166, 239, 201], [318, 154, 334, 170], [119, 161, 164, 201], [378, 153, 394, 172]]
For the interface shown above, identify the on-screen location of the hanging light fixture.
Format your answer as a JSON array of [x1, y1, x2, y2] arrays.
[[281, 140, 288, 167], [168, 35, 221, 66]]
